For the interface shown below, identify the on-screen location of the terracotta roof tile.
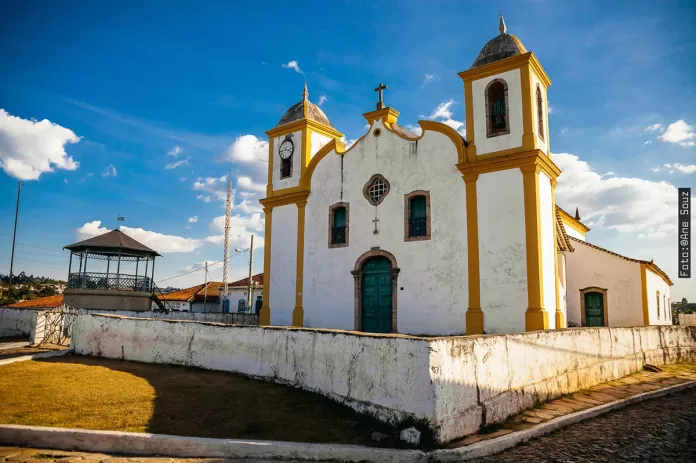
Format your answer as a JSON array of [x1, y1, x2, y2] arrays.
[[8, 295, 64, 309], [555, 207, 574, 252]]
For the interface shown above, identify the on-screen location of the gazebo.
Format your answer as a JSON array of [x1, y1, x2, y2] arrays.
[[63, 229, 162, 311]]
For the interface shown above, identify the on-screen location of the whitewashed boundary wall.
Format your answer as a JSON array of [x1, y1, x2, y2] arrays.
[[0, 308, 37, 337], [680, 313, 696, 326], [71, 313, 696, 445], [79, 310, 258, 326]]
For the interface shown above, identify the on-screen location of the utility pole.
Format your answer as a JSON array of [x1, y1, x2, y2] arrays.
[[203, 261, 208, 313], [8, 182, 22, 303], [246, 235, 254, 312], [222, 163, 232, 304]]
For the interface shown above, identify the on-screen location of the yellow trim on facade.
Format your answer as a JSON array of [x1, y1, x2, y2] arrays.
[[259, 206, 272, 325], [464, 80, 475, 160], [458, 52, 551, 88], [260, 189, 309, 208], [463, 172, 483, 335], [363, 107, 400, 125], [458, 149, 561, 180], [266, 138, 275, 195], [640, 263, 650, 325], [293, 200, 306, 327], [266, 118, 344, 140], [645, 262, 674, 287], [522, 166, 549, 331], [557, 207, 590, 236], [552, 185, 564, 329]]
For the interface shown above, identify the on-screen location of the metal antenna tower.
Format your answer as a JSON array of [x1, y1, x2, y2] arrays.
[[222, 162, 233, 296]]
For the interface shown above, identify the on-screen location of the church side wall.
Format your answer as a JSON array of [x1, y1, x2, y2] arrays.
[[564, 224, 586, 241], [558, 253, 568, 321], [565, 241, 643, 327], [310, 131, 331, 159], [645, 268, 672, 325], [303, 121, 469, 335], [472, 68, 523, 156], [477, 169, 528, 334], [539, 171, 557, 328], [269, 204, 298, 326], [272, 130, 301, 190]]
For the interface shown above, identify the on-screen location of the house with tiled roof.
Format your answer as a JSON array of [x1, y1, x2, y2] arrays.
[[7, 295, 64, 309], [221, 273, 264, 313], [150, 274, 263, 313], [556, 207, 673, 328]]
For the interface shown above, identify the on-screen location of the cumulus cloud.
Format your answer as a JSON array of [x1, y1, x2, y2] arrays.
[[422, 73, 436, 87], [225, 134, 268, 167], [165, 156, 190, 170], [645, 123, 663, 132], [102, 164, 117, 177], [237, 176, 266, 193], [167, 145, 182, 157], [554, 152, 676, 234], [188, 216, 198, 223], [193, 175, 228, 201], [207, 213, 265, 249], [76, 221, 206, 253], [318, 95, 327, 106], [404, 124, 423, 136], [0, 109, 80, 180], [653, 163, 696, 174], [419, 100, 465, 135], [658, 120, 695, 147], [282, 60, 303, 75], [196, 194, 211, 203]]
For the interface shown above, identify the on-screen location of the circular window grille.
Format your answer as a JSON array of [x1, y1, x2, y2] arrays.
[[363, 175, 390, 206]]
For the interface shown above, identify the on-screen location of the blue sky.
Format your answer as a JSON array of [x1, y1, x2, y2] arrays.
[[0, 0, 694, 298]]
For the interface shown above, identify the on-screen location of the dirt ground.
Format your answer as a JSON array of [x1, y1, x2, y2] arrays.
[[0, 354, 400, 447]]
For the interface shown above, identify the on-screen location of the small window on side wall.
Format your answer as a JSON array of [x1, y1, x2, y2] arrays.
[[656, 291, 660, 319], [485, 79, 510, 138], [404, 191, 431, 242], [329, 203, 349, 248], [536, 83, 545, 141]]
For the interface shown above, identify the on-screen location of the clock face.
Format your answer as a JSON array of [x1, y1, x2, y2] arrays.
[[279, 140, 294, 159]]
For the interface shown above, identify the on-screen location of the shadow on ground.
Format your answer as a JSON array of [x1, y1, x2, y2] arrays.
[[0, 354, 400, 447]]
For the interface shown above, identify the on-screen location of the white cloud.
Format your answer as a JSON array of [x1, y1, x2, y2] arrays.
[[560, 128, 569, 135], [87, 172, 94, 177], [188, 216, 198, 223], [225, 134, 268, 172], [237, 176, 266, 193], [646, 123, 663, 132], [75, 221, 206, 253], [554, 152, 676, 233], [102, 164, 117, 177], [63, 178, 68, 184], [404, 124, 423, 136], [167, 145, 182, 157], [0, 109, 80, 180], [193, 175, 228, 201], [235, 199, 264, 214], [422, 73, 435, 87], [318, 95, 327, 106], [282, 60, 303, 75], [165, 156, 190, 170], [663, 163, 696, 174], [659, 120, 695, 147], [207, 213, 265, 250], [548, 104, 554, 114], [419, 100, 466, 136], [196, 194, 211, 203], [644, 140, 652, 145]]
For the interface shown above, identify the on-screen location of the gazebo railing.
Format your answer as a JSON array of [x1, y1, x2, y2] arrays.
[[68, 272, 153, 292]]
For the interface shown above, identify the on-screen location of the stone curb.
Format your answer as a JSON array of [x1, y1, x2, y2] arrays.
[[0, 348, 73, 366], [0, 425, 428, 463], [0, 342, 30, 351], [430, 379, 696, 462]]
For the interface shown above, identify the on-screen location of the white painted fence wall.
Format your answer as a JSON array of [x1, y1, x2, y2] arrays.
[[71, 313, 696, 444], [79, 309, 258, 325], [0, 308, 38, 337], [680, 313, 696, 326]]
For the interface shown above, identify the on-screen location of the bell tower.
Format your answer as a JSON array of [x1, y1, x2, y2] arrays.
[[259, 84, 344, 327], [457, 16, 563, 334]]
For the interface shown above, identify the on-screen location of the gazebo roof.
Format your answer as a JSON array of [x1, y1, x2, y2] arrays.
[[64, 229, 160, 257]]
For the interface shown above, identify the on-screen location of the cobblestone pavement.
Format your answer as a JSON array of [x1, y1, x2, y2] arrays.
[[472, 387, 696, 463]]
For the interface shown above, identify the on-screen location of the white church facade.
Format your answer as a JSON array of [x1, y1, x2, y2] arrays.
[[258, 18, 672, 336]]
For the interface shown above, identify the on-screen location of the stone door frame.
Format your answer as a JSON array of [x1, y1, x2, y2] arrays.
[[580, 286, 609, 327], [351, 248, 400, 333]]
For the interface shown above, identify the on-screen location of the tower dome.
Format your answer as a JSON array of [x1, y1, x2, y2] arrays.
[[275, 83, 334, 128], [471, 15, 528, 69]]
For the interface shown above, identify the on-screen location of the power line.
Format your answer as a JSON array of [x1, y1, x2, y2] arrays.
[[155, 249, 248, 284]]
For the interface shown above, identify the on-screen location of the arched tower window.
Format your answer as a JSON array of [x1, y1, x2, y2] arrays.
[[485, 79, 510, 138], [536, 83, 545, 141], [280, 156, 292, 179]]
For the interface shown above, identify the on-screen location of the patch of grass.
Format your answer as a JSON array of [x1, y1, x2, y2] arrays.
[[0, 354, 399, 447]]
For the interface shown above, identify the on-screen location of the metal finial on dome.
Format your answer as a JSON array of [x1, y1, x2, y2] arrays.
[[302, 82, 308, 101], [499, 12, 507, 35]]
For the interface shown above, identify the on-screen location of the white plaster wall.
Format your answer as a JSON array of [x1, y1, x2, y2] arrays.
[[310, 131, 331, 159], [477, 169, 528, 334], [558, 253, 568, 322], [150, 300, 190, 311], [72, 313, 696, 444], [272, 130, 301, 190], [565, 241, 643, 327], [79, 309, 258, 325], [0, 308, 37, 337], [645, 268, 672, 325], [472, 69, 523, 155], [563, 224, 586, 241], [538, 172, 556, 328], [531, 72, 548, 155], [303, 120, 469, 335], [222, 287, 262, 313], [270, 204, 298, 326]]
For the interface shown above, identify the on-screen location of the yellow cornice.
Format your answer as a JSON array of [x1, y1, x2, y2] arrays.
[[266, 118, 344, 139], [557, 207, 591, 235], [259, 189, 309, 208], [458, 52, 551, 88], [363, 107, 400, 125], [457, 149, 561, 179]]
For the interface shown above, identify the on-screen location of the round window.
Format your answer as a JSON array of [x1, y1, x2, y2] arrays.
[[363, 174, 390, 206]]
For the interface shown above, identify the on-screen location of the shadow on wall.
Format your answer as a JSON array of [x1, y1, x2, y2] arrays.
[[24, 355, 401, 447]]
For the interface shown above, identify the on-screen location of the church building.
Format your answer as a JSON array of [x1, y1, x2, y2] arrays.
[[258, 17, 672, 336]]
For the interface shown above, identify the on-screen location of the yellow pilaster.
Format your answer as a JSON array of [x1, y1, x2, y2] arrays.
[[464, 172, 483, 335], [292, 200, 306, 327], [552, 181, 564, 329], [522, 166, 548, 331], [520, 64, 537, 152], [640, 263, 650, 325], [259, 206, 272, 325]]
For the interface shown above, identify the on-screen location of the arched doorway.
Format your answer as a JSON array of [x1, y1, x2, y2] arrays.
[[580, 287, 608, 327], [352, 249, 399, 333]]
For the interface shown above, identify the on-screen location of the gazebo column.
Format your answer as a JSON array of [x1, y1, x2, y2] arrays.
[[106, 257, 110, 289], [116, 250, 122, 290], [150, 258, 156, 292], [82, 252, 88, 288], [135, 257, 140, 291]]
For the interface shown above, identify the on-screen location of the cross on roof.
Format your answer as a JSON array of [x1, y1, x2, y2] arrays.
[[374, 82, 388, 110]]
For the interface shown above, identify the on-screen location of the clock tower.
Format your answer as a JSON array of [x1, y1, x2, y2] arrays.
[[259, 84, 344, 326]]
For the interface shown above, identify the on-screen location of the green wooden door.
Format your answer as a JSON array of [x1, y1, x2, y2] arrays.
[[584, 292, 605, 326], [361, 257, 393, 333]]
